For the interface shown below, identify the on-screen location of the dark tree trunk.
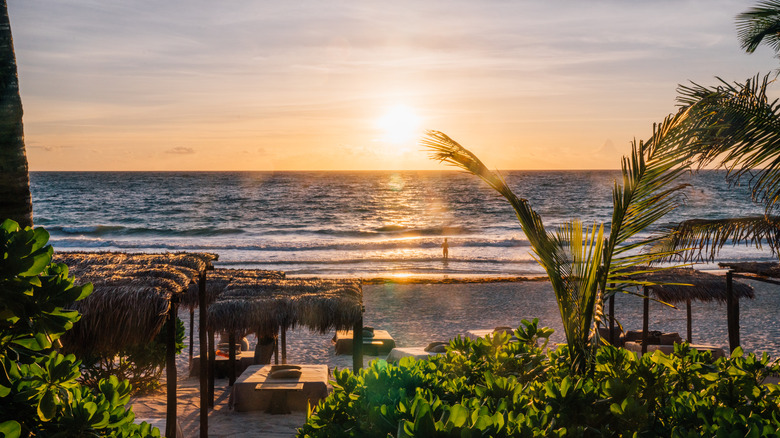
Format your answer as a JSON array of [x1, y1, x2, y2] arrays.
[[0, 1, 32, 228]]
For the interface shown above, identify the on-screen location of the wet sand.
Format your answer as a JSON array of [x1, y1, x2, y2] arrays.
[[130, 279, 780, 437]]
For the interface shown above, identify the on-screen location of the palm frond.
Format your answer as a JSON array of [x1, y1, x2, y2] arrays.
[[422, 118, 694, 374], [736, 1, 780, 53], [603, 111, 696, 294], [422, 131, 559, 274], [676, 74, 780, 212], [653, 215, 780, 262]]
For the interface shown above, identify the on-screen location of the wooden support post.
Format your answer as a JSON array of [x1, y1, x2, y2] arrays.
[[686, 299, 692, 344], [228, 332, 236, 386], [198, 273, 208, 438], [353, 316, 363, 371], [274, 328, 280, 365], [609, 293, 616, 344], [726, 271, 739, 352], [189, 307, 194, 362], [733, 282, 740, 350], [642, 286, 649, 355], [165, 298, 178, 438], [208, 329, 215, 408], [281, 328, 287, 364]]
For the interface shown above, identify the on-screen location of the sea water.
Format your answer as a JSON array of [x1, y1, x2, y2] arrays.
[[31, 171, 780, 359], [30, 170, 774, 277]]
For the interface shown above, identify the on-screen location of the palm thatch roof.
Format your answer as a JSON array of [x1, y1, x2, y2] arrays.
[[207, 279, 362, 335], [629, 268, 754, 303], [54, 251, 217, 278], [719, 261, 780, 279], [182, 268, 285, 307], [52, 251, 217, 356]]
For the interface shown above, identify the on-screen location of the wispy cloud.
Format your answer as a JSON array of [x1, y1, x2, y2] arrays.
[[9, 0, 780, 170], [164, 147, 195, 155]]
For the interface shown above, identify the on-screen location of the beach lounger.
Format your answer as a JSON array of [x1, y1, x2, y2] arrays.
[[189, 350, 255, 378], [386, 342, 447, 362], [333, 327, 396, 355], [231, 364, 329, 413], [466, 326, 517, 341]]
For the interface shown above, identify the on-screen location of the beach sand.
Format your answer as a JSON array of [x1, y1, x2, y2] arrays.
[[129, 279, 780, 437]]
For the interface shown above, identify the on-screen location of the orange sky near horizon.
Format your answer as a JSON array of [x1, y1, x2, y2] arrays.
[[11, 1, 780, 171]]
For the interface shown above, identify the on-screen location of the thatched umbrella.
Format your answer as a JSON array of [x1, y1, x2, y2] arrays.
[[612, 268, 753, 354], [182, 268, 285, 360], [182, 268, 285, 307], [209, 279, 362, 333], [719, 262, 780, 284], [52, 251, 216, 438], [206, 278, 364, 388]]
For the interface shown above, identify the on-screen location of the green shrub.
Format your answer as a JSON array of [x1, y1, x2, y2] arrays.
[[298, 319, 780, 437], [80, 317, 185, 395], [0, 219, 160, 438]]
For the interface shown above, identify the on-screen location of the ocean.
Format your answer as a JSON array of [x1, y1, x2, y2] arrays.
[[30, 170, 774, 277]]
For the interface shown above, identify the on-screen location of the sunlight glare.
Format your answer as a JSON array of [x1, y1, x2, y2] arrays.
[[376, 104, 422, 145]]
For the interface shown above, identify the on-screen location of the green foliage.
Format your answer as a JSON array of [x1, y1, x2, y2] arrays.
[[423, 118, 694, 373], [298, 320, 780, 438], [0, 219, 160, 438], [80, 317, 185, 394]]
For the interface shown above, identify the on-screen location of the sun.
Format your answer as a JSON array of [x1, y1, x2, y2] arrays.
[[376, 104, 422, 145]]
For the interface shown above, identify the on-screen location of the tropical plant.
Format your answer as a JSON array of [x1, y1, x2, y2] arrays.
[[298, 321, 780, 437], [80, 317, 185, 394], [0, 219, 159, 437], [737, 0, 780, 58], [654, 1, 780, 261], [421, 113, 694, 374], [0, 1, 33, 228]]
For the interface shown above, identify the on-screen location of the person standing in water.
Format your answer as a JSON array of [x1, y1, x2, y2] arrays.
[[442, 238, 449, 260]]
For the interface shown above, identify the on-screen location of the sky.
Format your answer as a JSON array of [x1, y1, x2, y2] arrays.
[[10, 0, 780, 171]]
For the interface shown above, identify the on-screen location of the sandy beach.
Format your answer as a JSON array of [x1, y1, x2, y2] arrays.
[[128, 278, 780, 437]]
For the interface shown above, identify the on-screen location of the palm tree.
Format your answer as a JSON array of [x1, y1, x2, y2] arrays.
[[422, 112, 694, 374], [656, 1, 780, 262], [737, 0, 780, 57], [0, 0, 32, 228]]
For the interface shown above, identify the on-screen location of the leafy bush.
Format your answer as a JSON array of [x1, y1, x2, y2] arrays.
[[299, 319, 780, 437], [80, 317, 185, 395], [0, 219, 160, 437]]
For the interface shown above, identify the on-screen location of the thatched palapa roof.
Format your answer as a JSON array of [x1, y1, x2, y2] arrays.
[[628, 268, 753, 303], [719, 262, 780, 279], [53, 251, 217, 356], [183, 268, 285, 306], [207, 279, 362, 335], [54, 251, 217, 277]]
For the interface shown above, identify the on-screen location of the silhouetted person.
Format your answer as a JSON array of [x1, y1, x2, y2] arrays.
[[442, 238, 449, 260]]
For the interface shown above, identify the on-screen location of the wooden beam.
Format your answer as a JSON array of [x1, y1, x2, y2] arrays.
[[198, 272, 208, 438], [165, 298, 178, 438], [274, 329, 279, 365], [732, 272, 780, 286], [228, 331, 236, 386], [686, 299, 692, 344], [353, 316, 363, 371], [642, 286, 649, 355], [726, 271, 739, 352], [189, 307, 194, 362], [281, 328, 287, 364], [208, 328, 215, 408]]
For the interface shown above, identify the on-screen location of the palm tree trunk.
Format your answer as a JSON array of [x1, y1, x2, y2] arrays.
[[0, 0, 32, 228]]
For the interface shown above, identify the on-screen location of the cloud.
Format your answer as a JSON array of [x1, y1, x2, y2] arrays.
[[164, 147, 195, 155], [27, 144, 71, 152]]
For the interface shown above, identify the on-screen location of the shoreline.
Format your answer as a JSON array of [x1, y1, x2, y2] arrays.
[[131, 279, 780, 436], [353, 275, 547, 284]]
